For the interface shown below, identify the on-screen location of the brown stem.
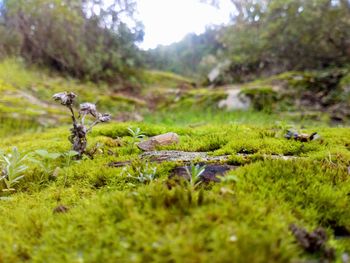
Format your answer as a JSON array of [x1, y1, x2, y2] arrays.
[[68, 105, 77, 126]]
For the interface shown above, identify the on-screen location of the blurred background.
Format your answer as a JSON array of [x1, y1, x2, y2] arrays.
[[0, 0, 350, 134]]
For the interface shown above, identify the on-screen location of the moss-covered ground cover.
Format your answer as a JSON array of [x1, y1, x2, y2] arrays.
[[0, 60, 349, 262]]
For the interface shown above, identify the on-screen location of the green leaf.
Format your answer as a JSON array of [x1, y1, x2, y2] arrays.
[[35, 149, 49, 157], [65, 150, 79, 157]]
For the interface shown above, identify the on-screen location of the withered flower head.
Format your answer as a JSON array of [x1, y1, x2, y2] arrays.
[[79, 103, 97, 117], [98, 113, 111, 123], [52, 92, 77, 106]]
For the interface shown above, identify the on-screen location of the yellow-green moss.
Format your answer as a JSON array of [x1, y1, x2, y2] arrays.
[[0, 60, 350, 262]]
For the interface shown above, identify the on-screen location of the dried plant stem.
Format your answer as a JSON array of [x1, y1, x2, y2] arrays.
[[53, 91, 111, 159], [67, 105, 86, 158]]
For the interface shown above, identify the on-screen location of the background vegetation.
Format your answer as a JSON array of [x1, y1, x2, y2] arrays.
[[0, 0, 144, 82], [150, 0, 350, 83]]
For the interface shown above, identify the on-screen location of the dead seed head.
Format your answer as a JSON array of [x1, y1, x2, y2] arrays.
[[80, 103, 98, 117], [52, 92, 77, 106], [98, 113, 112, 123]]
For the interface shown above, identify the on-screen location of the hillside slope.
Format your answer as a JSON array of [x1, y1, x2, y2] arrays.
[[0, 60, 349, 262]]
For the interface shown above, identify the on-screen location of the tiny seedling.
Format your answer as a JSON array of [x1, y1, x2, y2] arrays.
[[127, 127, 145, 150], [185, 163, 206, 188], [0, 147, 31, 192], [128, 127, 145, 142], [53, 92, 111, 158]]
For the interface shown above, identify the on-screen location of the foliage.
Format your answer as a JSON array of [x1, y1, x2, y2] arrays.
[[241, 86, 279, 112], [216, 0, 350, 82], [127, 127, 146, 141], [0, 147, 31, 191], [127, 127, 145, 151], [0, 0, 144, 81], [144, 27, 223, 78]]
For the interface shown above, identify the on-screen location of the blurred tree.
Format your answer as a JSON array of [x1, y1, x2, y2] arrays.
[[0, 0, 144, 82], [203, 0, 350, 82], [144, 27, 223, 78]]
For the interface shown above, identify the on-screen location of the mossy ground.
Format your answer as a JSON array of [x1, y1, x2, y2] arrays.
[[0, 60, 349, 262]]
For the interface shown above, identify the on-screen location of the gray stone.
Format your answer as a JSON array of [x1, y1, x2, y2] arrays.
[[138, 133, 179, 151], [218, 89, 251, 111]]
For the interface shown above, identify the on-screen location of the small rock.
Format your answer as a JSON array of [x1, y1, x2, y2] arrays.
[[207, 60, 230, 83], [138, 132, 179, 151], [218, 89, 251, 111], [53, 205, 69, 214], [289, 224, 335, 260], [285, 130, 319, 142]]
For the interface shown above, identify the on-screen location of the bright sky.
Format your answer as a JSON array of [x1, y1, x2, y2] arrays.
[[136, 0, 233, 49]]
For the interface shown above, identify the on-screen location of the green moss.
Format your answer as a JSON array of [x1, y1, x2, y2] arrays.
[[141, 70, 194, 87], [1, 60, 350, 262], [159, 88, 227, 111], [0, 58, 39, 88], [241, 86, 279, 112], [0, 155, 348, 262]]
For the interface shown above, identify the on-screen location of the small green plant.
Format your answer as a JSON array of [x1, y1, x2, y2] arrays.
[[185, 163, 206, 188], [123, 159, 157, 184], [0, 147, 31, 192], [127, 127, 145, 151], [128, 127, 145, 143], [127, 166, 157, 184]]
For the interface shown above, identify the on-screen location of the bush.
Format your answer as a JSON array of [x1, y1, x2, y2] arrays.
[[218, 0, 350, 82], [0, 0, 144, 82]]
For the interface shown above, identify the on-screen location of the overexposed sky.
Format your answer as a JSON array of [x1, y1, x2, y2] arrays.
[[136, 0, 233, 49]]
